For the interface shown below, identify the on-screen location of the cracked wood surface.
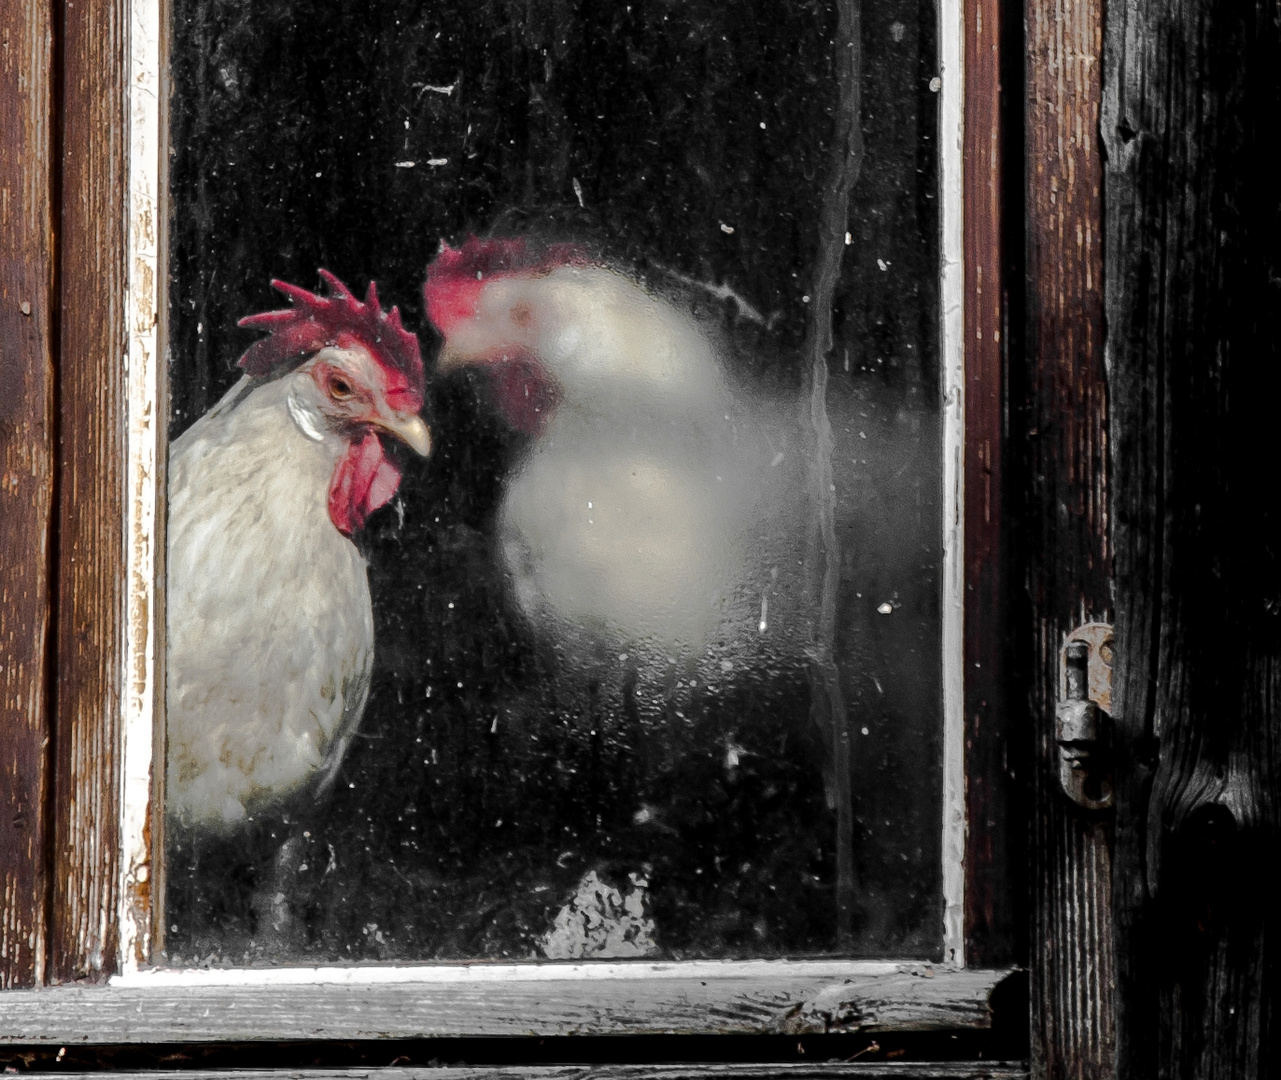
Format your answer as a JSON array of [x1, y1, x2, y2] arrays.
[[1023, 0, 1114, 1078], [0, 967, 1009, 1042], [0, 0, 57, 992], [1104, 0, 1281, 1077], [0, 1068, 1028, 1080], [51, 0, 128, 985]]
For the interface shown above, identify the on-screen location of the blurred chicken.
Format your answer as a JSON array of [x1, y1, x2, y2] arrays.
[[166, 271, 430, 831], [424, 236, 806, 660]]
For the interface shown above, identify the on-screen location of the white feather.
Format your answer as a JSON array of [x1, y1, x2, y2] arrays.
[[166, 372, 374, 831], [464, 266, 805, 657]]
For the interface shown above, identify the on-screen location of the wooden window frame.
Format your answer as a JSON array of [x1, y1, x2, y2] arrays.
[[1, 0, 1112, 1067]]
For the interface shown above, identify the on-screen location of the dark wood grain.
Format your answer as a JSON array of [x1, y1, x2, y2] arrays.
[[1103, 0, 1281, 1077], [1023, 0, 1114, 1077], [962, 0, 1017, 971], [0, 0, 57, 991], [50, 0, 128, 985], [5, 1067, 1028, 1080], [0, 967, 1010, 1042]]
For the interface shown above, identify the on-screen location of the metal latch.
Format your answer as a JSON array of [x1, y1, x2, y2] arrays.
[[1055, 623, 1114, 810]]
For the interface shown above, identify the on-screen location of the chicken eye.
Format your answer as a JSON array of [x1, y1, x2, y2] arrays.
[[328, 376, 355, 400]]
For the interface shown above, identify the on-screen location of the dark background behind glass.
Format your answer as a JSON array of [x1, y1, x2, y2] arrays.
[[164, 0, 943, 962]]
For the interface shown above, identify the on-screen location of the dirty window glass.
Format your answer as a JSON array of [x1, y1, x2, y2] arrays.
[[163, 0, 943, 964]]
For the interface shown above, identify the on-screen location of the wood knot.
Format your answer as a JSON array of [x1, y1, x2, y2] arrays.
[[1151, 762, 1267, 950]]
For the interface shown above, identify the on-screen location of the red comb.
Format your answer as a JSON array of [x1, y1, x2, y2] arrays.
[[237, 270, 425, 402], [423, 235, 591, 333]]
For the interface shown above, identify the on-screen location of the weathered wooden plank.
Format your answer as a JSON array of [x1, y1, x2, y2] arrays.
[[1023, 0, 1114, 1077], [11, 1067, 1029, 1080], [0, 0, 57, 991], [961, 0, 1018, 970], [51, 0, 128, 985], [0, 967, 1010, 1043], [1103, 0, 1281, 1077], [115, 0, 165, 975]]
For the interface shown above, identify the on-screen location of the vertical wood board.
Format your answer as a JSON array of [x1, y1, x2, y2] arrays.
[[51, 0, 128, 984], [1023, 0, 1114, 1077], [961, 0, 1018, 970], [0, 0, 57, 991], [1103, 0, 1281, 1077]]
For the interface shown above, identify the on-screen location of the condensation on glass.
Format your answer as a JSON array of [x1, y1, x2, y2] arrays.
[[162, 0, 943, 964]]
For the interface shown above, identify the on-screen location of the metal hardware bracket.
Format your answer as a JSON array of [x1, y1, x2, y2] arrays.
[[1055, 623, 1115, 810]]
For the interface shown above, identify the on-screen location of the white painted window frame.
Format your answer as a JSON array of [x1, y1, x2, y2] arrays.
[[109, 0, 975, 1020]]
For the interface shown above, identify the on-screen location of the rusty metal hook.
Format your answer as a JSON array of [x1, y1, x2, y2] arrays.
[[1055, 630, 1115, 811]]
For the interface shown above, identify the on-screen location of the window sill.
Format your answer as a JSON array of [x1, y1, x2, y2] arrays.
[[0, 964, 1014, 1042]]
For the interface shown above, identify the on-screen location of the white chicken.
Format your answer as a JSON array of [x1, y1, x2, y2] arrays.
[[424, 236, 806, 660], [166, 271, 431, 831]]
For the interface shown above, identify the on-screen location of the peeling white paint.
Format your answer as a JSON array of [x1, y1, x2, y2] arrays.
[[118, 0, 166, 978], [939, 0, 967, 970], [112, 958, 923, 987]]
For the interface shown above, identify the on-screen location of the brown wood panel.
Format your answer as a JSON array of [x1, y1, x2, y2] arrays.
[[962, 0, 1017, 970], [0, 0, 58, 990], [50, 0, 128, 984], [1104, 0, 1281, 1077], [1023, 0, 1113, 1077]]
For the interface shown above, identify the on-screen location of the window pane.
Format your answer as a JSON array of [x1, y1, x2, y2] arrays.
[[163, 0, 943, 964]]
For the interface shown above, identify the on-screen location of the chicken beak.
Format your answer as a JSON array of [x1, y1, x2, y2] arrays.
[[377, 413, 432, 457]]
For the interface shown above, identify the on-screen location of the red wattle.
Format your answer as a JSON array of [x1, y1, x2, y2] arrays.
[[328, 431, 402, 535], [489, 352, 560, 436]]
